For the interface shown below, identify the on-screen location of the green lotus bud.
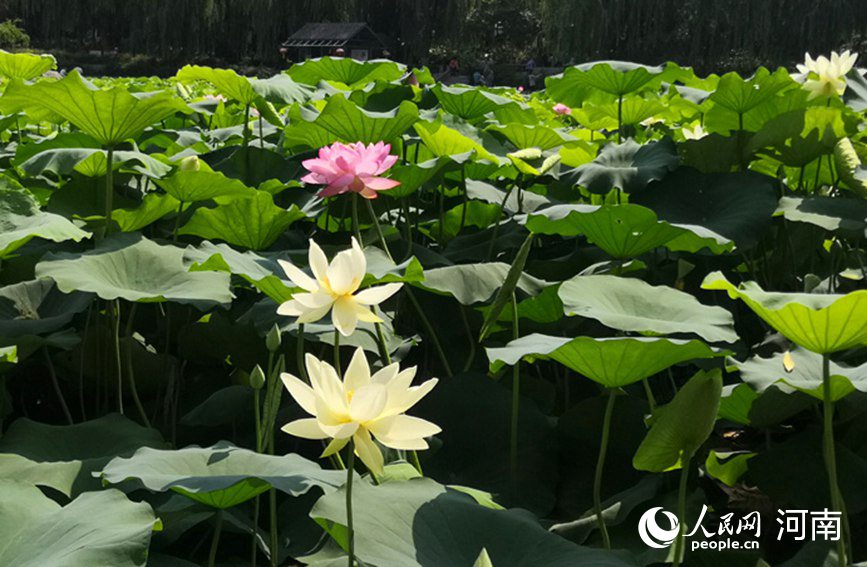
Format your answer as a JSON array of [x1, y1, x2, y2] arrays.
[[266, 324, 282, 353], [539, 153, 561, 175], [507, 147, 543, 161], [249, 364, 266, 390], [179, 155, 200, 172], [473, 549, 493, 567]]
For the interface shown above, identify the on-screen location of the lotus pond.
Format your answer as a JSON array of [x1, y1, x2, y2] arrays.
[[0, 50, 866, 567]]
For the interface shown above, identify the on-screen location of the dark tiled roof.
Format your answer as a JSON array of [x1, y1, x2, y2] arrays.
[[282, 22, 388, 48]]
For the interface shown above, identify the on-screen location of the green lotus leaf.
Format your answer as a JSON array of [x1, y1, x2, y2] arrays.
[[0, 186, 90, 259], [0, 414, 166, 497], [576, 95, 665, 129], [0, 70, 189, 146], [179, 191, 306, 250], [776, 196, 867, 237], [734, 348, 867, 402], [308, 477, 632, 567], [113, 193, 183, 232], [633, 369, 722, 472], [486, 334, 727, 387], [176, 65, 256, 105], [556, 61, 665, 97], [310, 94, 419, 145], [155, 169, 250, 203], [0, 480, 157, 567], [0, 279, 92, 338], [465, 179, 550, 213], [417, 263, 548, 305], [559, 274, 737, 343], [431, 84, 524, 121], [833, 138, 867, 198], [250, 73, 314, 105], [414, 118, 504, 165], [100, 441, 345, 509], [748, 107, 859, 167], [35, 232, 233, 306], [486, 123, 576, 150], [183, 240, 286, 300], [705, 67, 797, 133], [571, 138, 679, 194], [203, 145, 303, 187], [384, 156, 451, 198], [0, 49, 56, 79], [523, 203, 732, 258], [702, 271, 867, 353], [632, 167, 778, 249], [19, 148, 172, 178], [287, 57, 406, 89]]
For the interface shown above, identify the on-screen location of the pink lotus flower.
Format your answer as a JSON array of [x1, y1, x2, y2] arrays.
[[301, 141, 400, 199], [553, 103, 571, 116]]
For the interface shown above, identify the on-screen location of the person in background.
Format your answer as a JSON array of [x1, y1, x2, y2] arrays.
[[483, 62, 494, 86]]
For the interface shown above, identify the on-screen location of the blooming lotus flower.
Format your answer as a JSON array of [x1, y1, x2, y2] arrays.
[[793, 50, 858, 100], [301, 141, 400, 199], [553, 102, 572, 115], [277, 238, 402, 336], [682, 124, 707, 140], [281, 348, 440, 476]]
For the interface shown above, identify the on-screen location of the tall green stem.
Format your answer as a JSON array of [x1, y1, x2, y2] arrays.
[[207, 510, 223, 567], [104, 146, 115, 237], [365, 199, 392, 261], [124, 303, 150, 427], [42, 348, 74, 425], [297, 323, 308, 383], [593, 390, 616, 549], [346, 439, 356, 567], [351, 193, 362, 243], [617, 95, 623, 143], [334, 329, 341, 373], [172, 201, 184, 243], [112, 300, 124, 415], [672, 452, 692, 567], [509, 293, 521, 496], [822, 354, 848, 567]]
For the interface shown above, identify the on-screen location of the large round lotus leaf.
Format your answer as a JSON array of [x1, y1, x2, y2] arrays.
[[287, 57, 406, 89], [486, 123, 575, 151], [0, 185, 90, 259], [178, 191, 306, 250], [733, 348, 867, 402], [0, 49, 56, 80], [523, 203, 732, 258], [776, 196, 867, 237], [299, 94, 418, 146], [176, 65, 256, 104], [0, 279, 92, 337], [550, 61, 665, 99], [833, 137, 867, 198], [250, 73, 314, 105], [633, 369, 722, 472], [704, 68, 796, 133], [703, 271, 867, 354], [0, 70, 190, 146], [571, 138, 679, 194], [307, 477, 633, 567], [632, 168, 778, 249], [486, 333, 727, 387], [0, 414, 166, 497], [35, 232, 233, 306], [559, 275, 737, 343], [100, 441, 345, 509], [748, 107, 858, 167], [0, 480, 157, 567], [431, 84, 524, 121], [155, 170, 250, 203], [418, 263, 548, 305]]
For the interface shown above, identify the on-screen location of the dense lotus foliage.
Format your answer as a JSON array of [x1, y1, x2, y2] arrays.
[[0, 49, 866, 567]]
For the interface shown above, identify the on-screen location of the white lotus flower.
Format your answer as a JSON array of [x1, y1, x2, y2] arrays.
[[277, 238, 402, 336], [793, 50, 858, 100], [281, 348, 440, 476], [682, 124, 707, 140]]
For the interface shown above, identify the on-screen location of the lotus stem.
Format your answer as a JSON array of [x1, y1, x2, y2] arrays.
[[373, 306, 391, 366], [42, 347, 73, 425], [334, 329, 341, 373], [593, 390, 616, 550], [251, 495, 260, 566], [104, 145, 115, 237], [617, 95, 623, 143], [365, 198, 392, 261], [509, 292, 521, 497], [460, 305, 476, 372], [346, 438, 356, 567], [297, 323, 308, 383], [172, 200, 184, 243], [822, 354, 849, 567], [672, 451, 692, 567], [207, 510, 223, 567], [269, 488, 278, 567], [405, 288, 453, 377], [112, 300, 124, 415], [352, 193, 362, 244], [124, 303, 150, 427]]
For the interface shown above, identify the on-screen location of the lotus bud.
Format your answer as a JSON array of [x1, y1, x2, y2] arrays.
[[539, 153, 561, 175], [508, 147, 543, 161], [249, 364, 266, 390], [266, 324, 282, 353], [179, 155, 201, 172]]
